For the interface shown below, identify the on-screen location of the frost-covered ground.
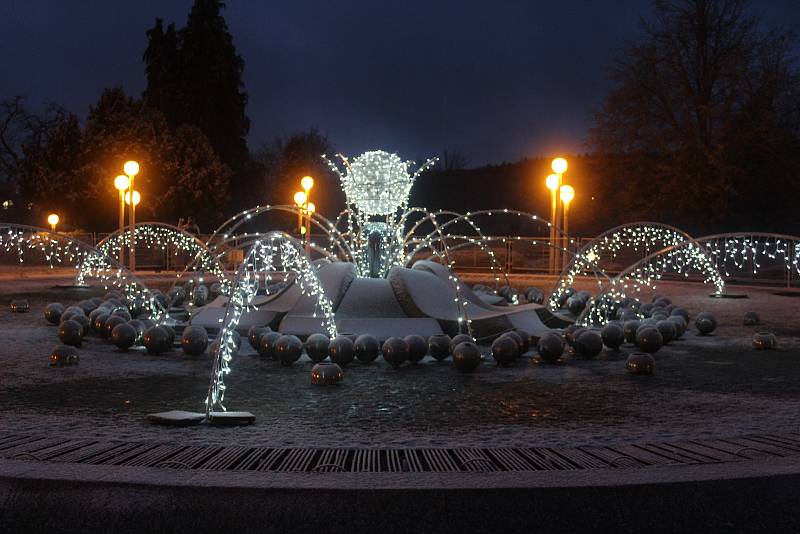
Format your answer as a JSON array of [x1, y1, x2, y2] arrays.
[[0, 269, 798, 448]]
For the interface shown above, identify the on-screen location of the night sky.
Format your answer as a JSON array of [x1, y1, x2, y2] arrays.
[[1, 0, 798, 165]]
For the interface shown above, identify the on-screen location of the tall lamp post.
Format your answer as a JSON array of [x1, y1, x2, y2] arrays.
[[114, 174, 130, 265], [545, 173, 559, 274], [559, 184, 574, 270], [300, 176, 314, 254], [549, 157, 568, 274], [123, 161, 139, 271]]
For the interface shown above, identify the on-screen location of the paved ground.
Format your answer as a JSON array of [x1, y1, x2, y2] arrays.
[[0, 272, 798, 449]]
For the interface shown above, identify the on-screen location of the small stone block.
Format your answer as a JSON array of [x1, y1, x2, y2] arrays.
[[147, 410, 206, 427], [208, 411, 256, 426]]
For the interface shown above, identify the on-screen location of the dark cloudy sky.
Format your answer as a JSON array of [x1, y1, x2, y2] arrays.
[[1, 0, 798, 165]]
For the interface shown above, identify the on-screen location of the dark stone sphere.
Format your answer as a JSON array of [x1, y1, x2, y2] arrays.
[[71, 314, 91, 337], [329, 336, 355, 366], [502, 331, 523, 355], [258, 332, 282, 359], [557, 287, 576, 307], [143, 326, 170, 355], [311, 363, 343, 385], [427, 334, 451, 361], [58, 320, 84, 347], [60, 310, 78, 325], [161, 325, 176, 346], [656, 320, 677, 344], [491, 335, 518, 366], [574, 330, 603, 359], [88, 307, 105, 326], [640, 318, 658, 328], [695, 312, 717, 335], [667, 315, 687, 338], [743, 312, 761, 326], [127, 319, 145, 343], [49, 345, 79, 367], [111, 308, 132, 322], [404, 335, 428, 363], [512, 329, 531, 354], [564, 325, 586, 347], [275, 334, 303, 366], [104, 290, 123, 301], [354, 334, 380, 363], [382, 337, 409, 367], [64, 305, 86, 317], [635, 326, 663, 354], [248, 326, 272, 351], [305, 333, 330, 362], [525, 287, 544, 304], [182, 326, 209, 356], [537, 332, 565, 363], [210, 282, 222, 298], [168, 286, 186, 306], [449, 334, 473, 354], [111, 322, 138, 351], [623, 320, 641, 343], [601, 323, 625, 350], [567, 296, 587, 315], [626, 352, 655, 375], [89, 297, 103, 307], [77, 300, 95, 315], [670, 307, 690, 322], [452, 342, 481, 373], [654, 297, 672, 307], [44, 303, 64, 324], [651, 312, 669, 322], [192, 285, 209, 307], [752, 332, 777, 350], [640, 303, 655, 317], [93, 313, 110, 335], [104, 315, 127, 339]]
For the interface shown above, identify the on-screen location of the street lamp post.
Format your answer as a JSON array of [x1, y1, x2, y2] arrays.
[[123, 161, 139, 271], [545, 173, 559, 274], [549, 157, 568, 274], [559, 184, 574, 269], [114, 174, 130, 265], [47, 213, 59, 232], [300, 176, 314, 254]]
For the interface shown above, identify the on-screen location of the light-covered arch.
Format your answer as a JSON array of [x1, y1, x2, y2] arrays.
[[205, 232, 337, 413], [0, 223, 166, 318], [579, 239, 726, 325], [550, 221, 722, 312], [76, 222, 225, 286]]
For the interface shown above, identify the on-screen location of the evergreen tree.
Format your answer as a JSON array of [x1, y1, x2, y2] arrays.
[[143, 0, 250, 170]]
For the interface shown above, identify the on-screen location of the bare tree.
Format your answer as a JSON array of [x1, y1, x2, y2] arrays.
[[590, 0, 798, 229]]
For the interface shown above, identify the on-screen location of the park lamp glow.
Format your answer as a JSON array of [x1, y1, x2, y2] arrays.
[[47, 213, 59, 232], [545, 173, 560, 191], [124, 190, 141, 206], [114, 174, 130, 191], [293, 191, 307, 206], [560, 184, 575, 204], [551, 157, 568, 175], [301, 176, 314, 192], [123, 160, 139, 177]]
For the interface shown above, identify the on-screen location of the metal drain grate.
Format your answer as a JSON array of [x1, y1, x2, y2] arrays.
[[1, 433, 797, 473]]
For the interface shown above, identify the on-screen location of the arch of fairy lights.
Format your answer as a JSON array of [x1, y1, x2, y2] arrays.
[[550, 222, 725, 312], [0, 223, 166, 318], [578, 239, 726, 325], [205, 231, 337, 413], [696, 232, 800, 278], [76, 222, 226, 287]]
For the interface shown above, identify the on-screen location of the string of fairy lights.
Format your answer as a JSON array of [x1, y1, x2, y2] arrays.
[[0, 224, 165, 319], [77, 223, 227, 289], [206, 232, 337, 412]]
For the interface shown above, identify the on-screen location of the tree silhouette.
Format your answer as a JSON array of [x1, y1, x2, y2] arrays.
[[590, 0, 799, 231]]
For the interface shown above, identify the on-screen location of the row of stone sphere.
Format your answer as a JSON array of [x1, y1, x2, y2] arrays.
[[246, 327, 490, 373]]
